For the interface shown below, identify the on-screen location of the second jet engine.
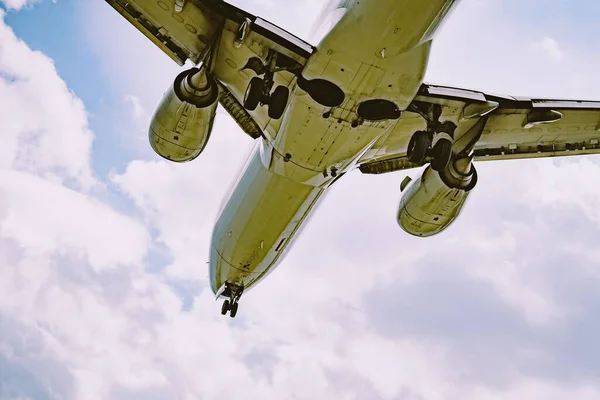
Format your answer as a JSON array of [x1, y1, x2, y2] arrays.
[[397, 155, 478, 237], [149, 66, 219, 162]]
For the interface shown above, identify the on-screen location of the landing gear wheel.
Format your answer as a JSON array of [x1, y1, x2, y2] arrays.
[[221, 300, 230, 315], [431, 138, 453, 172], [268, 86, 289, 120], [244, 77, 264, 111], [407, 130, 430, 164], [229, 302, 239, 318]]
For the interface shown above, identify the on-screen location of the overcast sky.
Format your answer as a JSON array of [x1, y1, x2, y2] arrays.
[[1, 0, 600, 399]]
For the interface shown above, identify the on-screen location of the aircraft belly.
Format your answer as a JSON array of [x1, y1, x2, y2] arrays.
[[265, 0, 448, 183], [208, 0, 461, 297], [268, 84, 397, 185], [209, 144, 326, 293]]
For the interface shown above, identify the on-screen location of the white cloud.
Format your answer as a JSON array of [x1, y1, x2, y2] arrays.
[[0, 0, 39, 11], [124, 95, 146, 123], [0, 10, 96, 190], [2, 1, 600, 399], [110, 113, 255, 281], [0, 9, 153, 399], [0, 170, 148, 271], [533, 37, 564, 61]]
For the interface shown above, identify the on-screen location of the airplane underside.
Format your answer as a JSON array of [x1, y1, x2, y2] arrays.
[[106, 0, 600, 317], [210, 143, 326, 317], [207, 0, 462, 317]]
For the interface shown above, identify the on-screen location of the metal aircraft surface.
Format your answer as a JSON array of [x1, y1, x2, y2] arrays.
[[107, 0, 600, 317]]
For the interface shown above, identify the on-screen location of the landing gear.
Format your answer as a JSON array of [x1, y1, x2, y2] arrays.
[[407, 102, 458, 171], [242, 76, 289, 120], [242, 75, 290, 120], [407, 131, 452, 171], [220, 300, 239, 318], [242, 51, 291, 120], [407, 130, 430, 164], [219, 283, 243, 318], [268, 85, 290, 120], [229, 302, 239, 318], [431, 136, 453, 172], [243, 77, 264, 111], [221, 300, 230, 315]]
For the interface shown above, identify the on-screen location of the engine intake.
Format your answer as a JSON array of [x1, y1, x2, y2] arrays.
[[149, 67, 219, 162]]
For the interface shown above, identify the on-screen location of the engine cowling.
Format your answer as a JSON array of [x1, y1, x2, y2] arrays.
[[149, 67, 218, 162], [397, 155, 477, 237]]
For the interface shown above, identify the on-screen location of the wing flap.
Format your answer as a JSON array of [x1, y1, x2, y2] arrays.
[[475, 107, 600, 160]]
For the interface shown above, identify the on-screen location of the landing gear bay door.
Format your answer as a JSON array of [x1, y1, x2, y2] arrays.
[[106, 0, 315, 138], [359, 83, 600, 174]]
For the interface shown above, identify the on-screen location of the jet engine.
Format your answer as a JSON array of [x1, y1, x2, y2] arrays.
[[149, 66, 219, 162], [398, 155, 478, 237]]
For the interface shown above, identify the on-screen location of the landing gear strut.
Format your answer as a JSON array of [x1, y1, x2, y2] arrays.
[[242, 51, 290, 120], [407, 102, 456, 172], [220, 283, 243, 318]]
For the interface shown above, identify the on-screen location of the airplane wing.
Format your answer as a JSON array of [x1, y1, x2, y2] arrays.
[[359, 83, 600, 174], [105, 0, 315, 139]]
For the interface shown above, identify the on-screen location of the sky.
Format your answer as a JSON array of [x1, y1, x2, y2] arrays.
[[1, 0, 600, 399]]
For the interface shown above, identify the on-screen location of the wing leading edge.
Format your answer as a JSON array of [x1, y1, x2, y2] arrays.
[[359, 83, 600, 174]]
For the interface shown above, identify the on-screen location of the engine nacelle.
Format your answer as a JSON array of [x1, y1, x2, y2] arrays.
[[398, 156, 477, 237], [150, 67, 219, 162]]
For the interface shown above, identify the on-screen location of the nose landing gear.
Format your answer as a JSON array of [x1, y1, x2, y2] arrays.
[[219, 283, 244, 318], [220, 299, 239, 318], [407, 102, 457, 172]]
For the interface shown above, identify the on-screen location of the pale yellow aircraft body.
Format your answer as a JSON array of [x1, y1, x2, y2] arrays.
[[107, 0, 600, 317]]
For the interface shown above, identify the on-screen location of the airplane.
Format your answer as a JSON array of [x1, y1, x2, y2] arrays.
[[106, 0, 600, 317]]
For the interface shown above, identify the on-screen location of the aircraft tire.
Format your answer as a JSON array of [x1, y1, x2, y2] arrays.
[[431, 138, 453, 172], [244, 77, 264, 111], [407, 130, 430, 164], [221, 300, 230, 315], [268, 85, 289, 120], [229, 302, 239, 318]]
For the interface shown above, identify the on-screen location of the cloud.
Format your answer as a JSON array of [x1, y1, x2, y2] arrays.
[[0, 170, 148, 270], [124, 95, 146, 123], [0, 10, 96, 191], [533, 37, 564, 61], [2, 0, 600, 399], [426, 1, 600, 100], [0, 0, 39, 11], [0, 9, 150, 399]]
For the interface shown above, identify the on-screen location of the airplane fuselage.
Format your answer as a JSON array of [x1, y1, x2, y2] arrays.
[[210, 0, 460, 297]]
